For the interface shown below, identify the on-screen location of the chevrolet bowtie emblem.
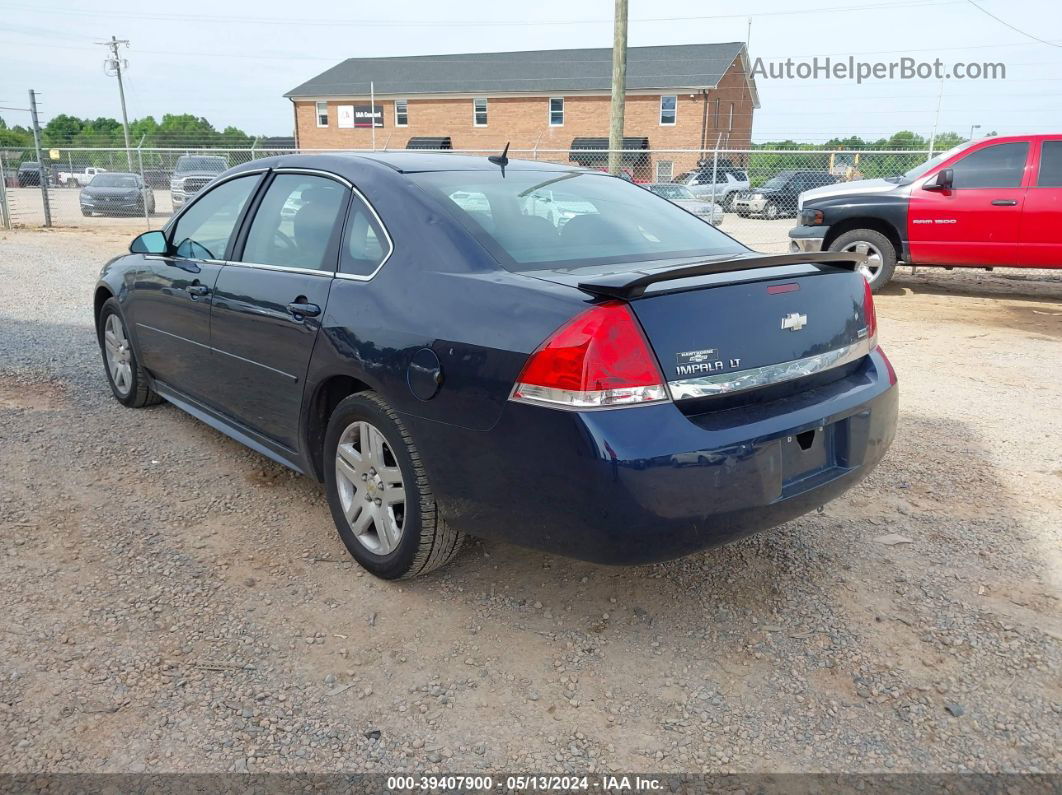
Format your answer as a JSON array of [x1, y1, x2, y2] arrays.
[[781, 312, 808, 331]]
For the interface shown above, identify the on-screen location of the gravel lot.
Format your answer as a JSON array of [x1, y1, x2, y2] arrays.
[[0, 227, 1059, 775]]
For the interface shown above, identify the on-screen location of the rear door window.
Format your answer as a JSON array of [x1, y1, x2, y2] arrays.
[[950, 142, 1029, 189], [240, 173, 349, 271], [170, 175, 260, 260], [1037, 141, 1062, 187]]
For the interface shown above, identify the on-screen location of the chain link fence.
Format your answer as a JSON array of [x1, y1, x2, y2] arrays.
[[0, 145, 932, 253]]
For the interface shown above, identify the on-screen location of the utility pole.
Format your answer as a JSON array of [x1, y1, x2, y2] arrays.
[[28, 89, 51, 227], [928, 77, 944, 159], [607, 0, 628, 176], [98, 36, 133, 170]]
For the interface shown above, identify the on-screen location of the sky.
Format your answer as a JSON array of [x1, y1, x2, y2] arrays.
[[1, 0, 1061, 144]]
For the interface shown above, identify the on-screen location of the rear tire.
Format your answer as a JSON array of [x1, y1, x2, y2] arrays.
[[97, 298, 161, 408], [828, 228, 897, 292], [324, 392, 464, 579]]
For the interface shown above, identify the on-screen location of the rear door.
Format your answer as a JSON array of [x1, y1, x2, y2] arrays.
[[907, 140, 1031, 266], [207, 170, 350, 450], [129, 172, 262, 401], [1019, 138, 1062, 267]]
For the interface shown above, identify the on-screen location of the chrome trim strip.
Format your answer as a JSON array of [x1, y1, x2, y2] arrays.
[[668, 338, 874, 400], [223, 261, 332, 277]]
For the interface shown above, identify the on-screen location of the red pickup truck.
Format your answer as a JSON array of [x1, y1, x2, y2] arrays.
[[788, 134, 1062, 290]]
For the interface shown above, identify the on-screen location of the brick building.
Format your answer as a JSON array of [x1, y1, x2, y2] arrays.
[[284, 43, 758, 181]]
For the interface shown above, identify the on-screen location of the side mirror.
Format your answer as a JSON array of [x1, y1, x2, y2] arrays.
[[924, 168, 954, 192], [130, 230, 169, 255]]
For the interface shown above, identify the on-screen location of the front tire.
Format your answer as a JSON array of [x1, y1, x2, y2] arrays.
[[764, 201, 779, 220], [828, 229, 897, 292], [97, 298, 161, 407], [324, 392, 464, 579]]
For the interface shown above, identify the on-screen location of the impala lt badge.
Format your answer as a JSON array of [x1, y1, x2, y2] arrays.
[[781, 312, 808, 332]]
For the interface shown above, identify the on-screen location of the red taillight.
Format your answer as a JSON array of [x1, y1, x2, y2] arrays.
[[863, 278, 878, 346], [511, 301, 669, 409]]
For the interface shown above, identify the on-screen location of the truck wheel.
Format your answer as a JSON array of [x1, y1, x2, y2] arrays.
[[828, 229, 897, 292], [763, 201, 779, 220], [722, 193, 736, 211]]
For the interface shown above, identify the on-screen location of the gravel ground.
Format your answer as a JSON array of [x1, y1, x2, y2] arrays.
[[0, 227, 1059, 775]]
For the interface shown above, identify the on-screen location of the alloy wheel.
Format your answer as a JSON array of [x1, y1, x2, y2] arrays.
[[334, 420, 406, 555], [103, 313, 134, 396], [842, 240, 884, 282]]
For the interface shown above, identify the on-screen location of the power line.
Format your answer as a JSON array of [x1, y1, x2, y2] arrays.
[[964, 0, 1062, 49]]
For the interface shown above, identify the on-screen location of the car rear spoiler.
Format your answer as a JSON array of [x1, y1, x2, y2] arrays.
[[576, 252, 866, 300]]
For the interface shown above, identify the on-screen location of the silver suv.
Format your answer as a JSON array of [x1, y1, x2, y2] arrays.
[[674, 164, 750, 211]]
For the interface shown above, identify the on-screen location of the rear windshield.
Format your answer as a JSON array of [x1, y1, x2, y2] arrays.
[[175, 157, 227, 174], [91, 174, 139, 188], [410, 170, 745, 271]]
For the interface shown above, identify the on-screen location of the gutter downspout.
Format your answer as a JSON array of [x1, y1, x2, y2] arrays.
[[290, 98, 300, 151]]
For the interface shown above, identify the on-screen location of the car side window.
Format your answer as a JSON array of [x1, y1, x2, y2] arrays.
[[241, 174, 350, 272], [1037, 141, 1062, 187], [950, 142, 1029, 189], [170, 175, 259, 261], [340, 193, 391, 277]]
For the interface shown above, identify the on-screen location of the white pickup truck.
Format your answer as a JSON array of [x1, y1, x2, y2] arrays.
[[57, 166, 106, 187]]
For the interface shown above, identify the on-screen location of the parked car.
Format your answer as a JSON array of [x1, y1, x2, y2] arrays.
[[94, 153, 897, 579], [170, 154, 228, 208], [58, 166, 106, 187], [646, 183, 724, 224], [80, 172, 155, 217], [790, 134, 1062, 291], [675, 162, 750, 210], [17, 161, 50, 187], [734, 171, 838, 219]]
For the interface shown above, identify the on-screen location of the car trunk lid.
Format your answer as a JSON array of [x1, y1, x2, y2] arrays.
[[530, 253, 874, 404]]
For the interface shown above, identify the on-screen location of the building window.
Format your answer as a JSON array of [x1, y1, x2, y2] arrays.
[[660, 95, 677, 126], [473, 97, 488, 127], [655, 160, 674, 182], [316, 101, 328, 128], [549, 97, 564, 126], [728, 103, 734, 132], [395, 99, 408, 127]]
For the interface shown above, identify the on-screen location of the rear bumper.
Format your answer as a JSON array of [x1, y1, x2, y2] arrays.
[[413, 350, 898, 565]]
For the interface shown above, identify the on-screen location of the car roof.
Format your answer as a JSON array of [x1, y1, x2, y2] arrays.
[[239, 151, 586, 176]]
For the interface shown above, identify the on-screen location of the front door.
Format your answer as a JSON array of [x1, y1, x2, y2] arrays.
[[1020, 138, 1062, 267], [129, 173, 262, 402], [907, 140, 1031, 266], [208, 171, 350, 450]]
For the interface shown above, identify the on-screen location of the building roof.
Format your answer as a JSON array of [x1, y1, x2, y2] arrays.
[[285, 43, 752, 99]]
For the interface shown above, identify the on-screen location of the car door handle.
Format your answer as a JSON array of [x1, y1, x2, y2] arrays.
[[287, 302, 321, 318], [186, 284, 210, 297], [991, 199, 1018, 206]]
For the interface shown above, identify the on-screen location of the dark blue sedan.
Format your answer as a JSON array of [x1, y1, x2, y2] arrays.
[[93, 153, 897, 579]]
